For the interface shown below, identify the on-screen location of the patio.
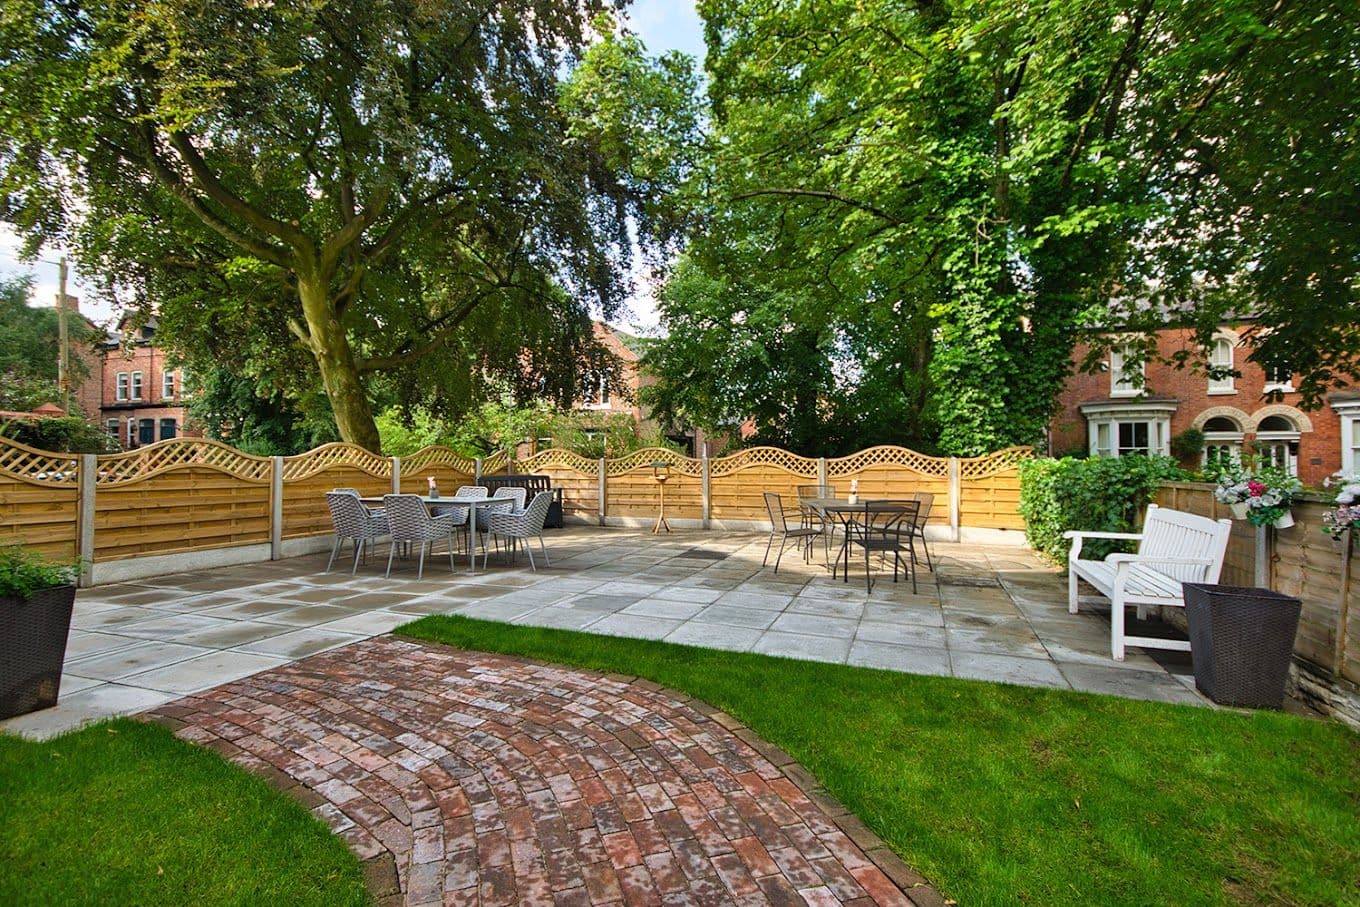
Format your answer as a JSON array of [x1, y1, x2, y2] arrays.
[[2, 526, 1204, 741]]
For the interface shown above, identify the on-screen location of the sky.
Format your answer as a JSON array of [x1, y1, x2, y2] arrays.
[[0, 1, 705, 331]]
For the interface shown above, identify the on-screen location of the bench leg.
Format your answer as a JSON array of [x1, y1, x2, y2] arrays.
[[1111, 601, 1126, 661], [1068, 567, 1080, 614]]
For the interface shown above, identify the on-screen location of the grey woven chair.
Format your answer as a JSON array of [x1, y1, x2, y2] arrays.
[[482, 491, 554, 570], [763, 492, 822, 573], [454, 485, 489, 498], [383, 493, 461, 579], [325, 491, 389, 575], [476, 486, 526, 530]]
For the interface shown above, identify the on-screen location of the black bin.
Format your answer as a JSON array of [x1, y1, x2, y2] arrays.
[[1183, 583, 1301, 709]]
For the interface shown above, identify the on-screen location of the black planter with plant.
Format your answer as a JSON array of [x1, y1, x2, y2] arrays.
[[0, 547, 79, 720]]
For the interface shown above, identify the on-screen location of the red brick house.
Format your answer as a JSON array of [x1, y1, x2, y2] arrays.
[[1051, 326, 1360, 486]]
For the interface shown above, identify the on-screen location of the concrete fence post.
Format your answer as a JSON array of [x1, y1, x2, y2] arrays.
[[817, 457, 827, 489], [77, 454, 96, 587], [392, 456, 402, 494], [474, 458, 482, 483], [948, 457, 961, 542], [270, 456, 284, 560], [701, 453, 712, 528], [598, 458, 608, 526]]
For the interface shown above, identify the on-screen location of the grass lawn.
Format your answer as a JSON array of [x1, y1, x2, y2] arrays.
[[400, 615, 1360, 907], [0, 718, 368, 907]]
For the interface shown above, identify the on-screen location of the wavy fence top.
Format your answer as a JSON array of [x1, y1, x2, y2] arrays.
[[0, 435, 1033, 487]]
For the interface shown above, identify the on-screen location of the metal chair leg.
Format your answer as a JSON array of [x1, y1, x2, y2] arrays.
[[350, 539, 364, 575], [385, 539, 397, 578], [762, 532, 776, 567], [525, 539, 536, 571], [538, 535, 550, 566], [326, 536, 341, 573], [417, 542, 427, 580]]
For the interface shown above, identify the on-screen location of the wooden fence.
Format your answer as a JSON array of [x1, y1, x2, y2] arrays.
[[0, 435, 1031, 584], [1156, 482, 1359, 725]]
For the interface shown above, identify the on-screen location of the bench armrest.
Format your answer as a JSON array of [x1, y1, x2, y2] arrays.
[[1062, 530, 1144, 541], [1106, 554, 1214, 568]]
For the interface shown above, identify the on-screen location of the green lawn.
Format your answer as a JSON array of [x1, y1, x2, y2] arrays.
[[0, 718, 368, 907], [399, 615, 1360, 907]]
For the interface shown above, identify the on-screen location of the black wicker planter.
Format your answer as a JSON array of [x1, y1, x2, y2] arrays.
[[1183, 583, 1301, 709], [0, 584, 77, 720]]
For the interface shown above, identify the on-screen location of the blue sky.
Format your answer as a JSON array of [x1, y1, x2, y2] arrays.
[[0, 1, 706, 325]]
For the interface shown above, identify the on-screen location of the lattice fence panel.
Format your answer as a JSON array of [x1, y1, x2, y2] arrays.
[[828, 445, 949, 479], [517, 448, 601, 477], [95, 467, 271, 561], [0, 470, 78, 560], [282, 466, 391, 539], [959, 471, 1025, 530], [96, 438, 273, 486], [0, 436, 80, 489], [481, 451, 510, 476], [710, 466, 809, 523], [280, 443, 392, 482], [606, 473, 702, 521], [710, 447, 818, 480], [605, 448, 703, 478], [838, 467, 951, 526], [958, 446, 1034, 479], [400, 463, 476, 495], [401, 446, 477, 476]]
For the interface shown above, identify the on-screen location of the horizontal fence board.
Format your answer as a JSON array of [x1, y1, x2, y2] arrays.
[[283, 468, 391, 540], [606, 472, 702, 520], [400, 464, 475, 495], [0, 467, 79, 560], [94, 466, 272, 561]]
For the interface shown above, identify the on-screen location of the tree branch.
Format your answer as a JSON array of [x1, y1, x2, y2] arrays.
[[730, 188, 905, 226]]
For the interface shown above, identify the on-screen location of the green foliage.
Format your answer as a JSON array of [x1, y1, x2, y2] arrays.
[[0, 275, 92, 414], [1169, 428, 1205, 462], [1019, 455, 1189, 564], [0, 546, 78, 598], [0, 719, 367, 905], [0, 416, 120, 454], [190, 367, 337, 456], [0, 1, 689, 450]]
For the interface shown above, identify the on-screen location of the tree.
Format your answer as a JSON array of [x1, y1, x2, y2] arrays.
[[0, 273, 92, 412], [0, 0, 674, 451], [663, 0, 1358, 455]]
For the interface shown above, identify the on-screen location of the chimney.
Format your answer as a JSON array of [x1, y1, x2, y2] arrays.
[[54, 293, 80, 314]]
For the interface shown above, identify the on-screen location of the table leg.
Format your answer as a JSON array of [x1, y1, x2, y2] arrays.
[[468, 504, 478, 571]]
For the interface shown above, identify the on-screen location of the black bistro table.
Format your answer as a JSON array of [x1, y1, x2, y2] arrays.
[[805, 497, 920, 593]]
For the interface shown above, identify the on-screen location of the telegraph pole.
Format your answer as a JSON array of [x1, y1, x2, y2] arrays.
[[57, 256, 71, 413]]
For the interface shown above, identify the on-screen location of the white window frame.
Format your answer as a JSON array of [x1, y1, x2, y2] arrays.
[[1334, 401, 1360, 475], [1200, 417, 1244, 468], [1263, 363, 1294, 394], [162, 370, 175, 400], [1109, 343, 1143, 398], [130, 370, 144, 401], [116, 372, 129, 402], [125, 420, 135, 447], [581, 372, 612, 409], [1081, 401, 1177, 459], [105, 419, 118, 437], [1254, 415, 1301, 477], [1208, 337, 1235, 395]]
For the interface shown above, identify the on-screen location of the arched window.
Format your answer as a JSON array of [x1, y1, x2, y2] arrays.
[[1255, 415, 1300, 475], [1202, 416, 1243, 467]]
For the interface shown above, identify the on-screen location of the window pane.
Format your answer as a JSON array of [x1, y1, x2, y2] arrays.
[[138, 419, 155, 444], [159, 418, 176, 440]]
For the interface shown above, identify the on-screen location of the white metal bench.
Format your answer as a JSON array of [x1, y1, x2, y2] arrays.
[[1064, 504, 1232, 660]]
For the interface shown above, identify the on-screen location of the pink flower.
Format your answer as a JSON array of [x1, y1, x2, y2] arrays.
[[1247, 480, 1267, 496]]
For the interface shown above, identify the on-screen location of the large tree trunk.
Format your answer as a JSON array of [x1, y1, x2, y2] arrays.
[[297, 273, 383, 452]]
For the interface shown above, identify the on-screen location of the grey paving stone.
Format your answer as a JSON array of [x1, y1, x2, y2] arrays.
[[950, 652, 1069, 689], [664, 622, 763, 652], [847, 641, 952, 676], [1058, 663, 1206, 704], [251, 604, 362, 627], [65, 641, 210, 682], [718, 591, 796, 611], [620, 599, 708, 620], [587, 614, 683, 640], [767, 612, 858, 639], [123, 650, 290, 694], [0, 683, 176, 740], [946, 626, 1049, 658], [785, 596, 865, 619], [861, 602, 945, 626], [694, 604, 780, 630], [513, 607, 606, 631], [556, 593, 640, 613], [115, 613, 240, 640], [652, 586, 725, 605], [854, 621, 948, 649], [752, 631, 852, 663], [315, 610, 411, 637], [238, 628, 365, 659], [70, 606, 164, 631], [64, 630, 141, 660], [173, 621, 293, 650]]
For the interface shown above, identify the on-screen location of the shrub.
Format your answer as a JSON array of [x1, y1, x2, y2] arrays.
[[0, 546, 79, 598], [1169, 427, 1204, 462], [1019, 455, 1189, 565], [0, 416, 119, 453]]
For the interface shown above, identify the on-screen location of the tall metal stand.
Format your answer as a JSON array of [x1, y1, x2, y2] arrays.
[[653, 476, 671, 533]]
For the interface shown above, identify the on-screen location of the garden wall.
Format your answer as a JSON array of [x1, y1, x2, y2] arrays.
[[1155, 482, 1360, 726], [0, 435, 1032, 585]]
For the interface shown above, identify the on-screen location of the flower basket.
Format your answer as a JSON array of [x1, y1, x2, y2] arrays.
[[1230, 502, 1249, 520], [1183, 583, 1301, 709], [1, 584, 77, 719], [1273, 510, 1294, 529]]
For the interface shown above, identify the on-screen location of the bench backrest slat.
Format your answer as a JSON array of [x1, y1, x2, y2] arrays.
[[1135, 504, 1233, 583]]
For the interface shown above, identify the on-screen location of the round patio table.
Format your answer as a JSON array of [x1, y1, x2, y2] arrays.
[[805, 497, 920, 592]]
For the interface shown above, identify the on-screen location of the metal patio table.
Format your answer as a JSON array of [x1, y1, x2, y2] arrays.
[[361, 493, 518, 571]]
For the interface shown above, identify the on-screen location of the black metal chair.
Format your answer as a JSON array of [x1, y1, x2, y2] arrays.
[[833, 499, 920, 593], [763, 492, 822, 573], [910, 491, 935, 571]]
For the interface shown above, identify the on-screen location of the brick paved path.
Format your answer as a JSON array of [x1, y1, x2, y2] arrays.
[[148, 637, 942, 906]]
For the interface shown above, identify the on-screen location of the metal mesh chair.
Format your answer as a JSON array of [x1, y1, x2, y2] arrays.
[[833, 499, 920, 593], [482, 491, 554, 570], [325, 491, 389, 575], [910, 491, 935, 571], [382, 494, 461, 578], [763, 492, 822, 573], [796, 484, 836, 559]]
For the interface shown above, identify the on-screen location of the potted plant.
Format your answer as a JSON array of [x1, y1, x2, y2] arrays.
[[1213, 464, 1301, 528], [0, 546, 80, 720], [1321, 472, 1360, 545]]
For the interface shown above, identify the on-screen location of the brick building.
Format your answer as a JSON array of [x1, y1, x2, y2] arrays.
[[1051, 326, 1360, 486]]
